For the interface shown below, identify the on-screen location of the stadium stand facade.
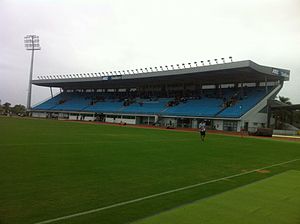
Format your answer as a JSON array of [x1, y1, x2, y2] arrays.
[[31, 60, 290, 132]]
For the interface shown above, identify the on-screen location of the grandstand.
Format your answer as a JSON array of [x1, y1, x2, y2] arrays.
[[31, 60, 290, 132]]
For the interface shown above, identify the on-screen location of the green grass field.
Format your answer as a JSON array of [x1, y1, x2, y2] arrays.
[[133, 170, 300, 224], [0, 117, 299, 224]]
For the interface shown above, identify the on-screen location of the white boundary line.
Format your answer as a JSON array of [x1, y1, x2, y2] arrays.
[[34, 158, 300, 224]]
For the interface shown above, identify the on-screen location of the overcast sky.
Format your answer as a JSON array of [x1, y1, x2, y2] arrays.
[[0, 0, 299, 106]]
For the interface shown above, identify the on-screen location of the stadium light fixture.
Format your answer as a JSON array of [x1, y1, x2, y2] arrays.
[[214, 59, 218, 64], [24, 34, 41, 109], [182, 63, 185, 68], [207, 60, 211, 65], [201, 61, 204, 66], [221, 58, 225, 63], [229, 56, 233, 62]]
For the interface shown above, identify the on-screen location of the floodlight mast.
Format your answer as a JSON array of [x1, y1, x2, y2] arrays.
[[24, 35, 41, 110]]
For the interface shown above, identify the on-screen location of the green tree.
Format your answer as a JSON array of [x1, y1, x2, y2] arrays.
[[11, 104, 26, 115], [278, 96, 292, 105], [3, 102, 11, 113]]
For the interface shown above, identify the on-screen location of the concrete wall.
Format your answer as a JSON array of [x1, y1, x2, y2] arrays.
[[105, 117, 136, 124], [273, 129, 298, 136], [32, 112, 47, 118], [213, 120, 223, 131], [161, 118, 177, 127], [84, 116, 95, 121], [69, 115, 79, 120]]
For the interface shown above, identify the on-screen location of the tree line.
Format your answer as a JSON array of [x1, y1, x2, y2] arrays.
[[0, 102, 26, 116]]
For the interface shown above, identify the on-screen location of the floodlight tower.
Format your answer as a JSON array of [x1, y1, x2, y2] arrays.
[[24, 35, 41, 109]]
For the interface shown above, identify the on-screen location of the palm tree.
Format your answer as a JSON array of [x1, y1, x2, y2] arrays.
[[278, 96, 292, 105]]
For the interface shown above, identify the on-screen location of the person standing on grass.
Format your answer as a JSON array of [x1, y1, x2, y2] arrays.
[[199, 120, 206, 141]]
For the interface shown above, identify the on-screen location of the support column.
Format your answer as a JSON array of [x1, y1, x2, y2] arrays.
[[50, 87, 53, 98], [265, 77, 268, 93]]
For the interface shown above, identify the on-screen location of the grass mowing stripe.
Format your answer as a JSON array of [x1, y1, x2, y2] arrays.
[[0, 139, 192, 147], [33, 158, 300, 224]]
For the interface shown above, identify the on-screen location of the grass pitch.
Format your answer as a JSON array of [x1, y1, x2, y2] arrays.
[[0, 117, 299, 224], [133, 170, 300, 224]]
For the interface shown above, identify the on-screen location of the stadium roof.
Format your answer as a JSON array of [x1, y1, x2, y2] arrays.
[[32, 60, 290, 89]]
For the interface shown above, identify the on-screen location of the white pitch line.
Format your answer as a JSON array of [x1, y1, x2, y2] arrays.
[[34, 158, 300, 224]]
